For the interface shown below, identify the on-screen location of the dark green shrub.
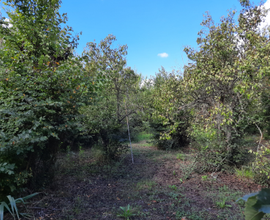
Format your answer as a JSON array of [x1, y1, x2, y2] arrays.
[[149, 111, 190, 151], [194, 142, 250, 173], [253, 173, 270, 186], [0, 0, 96, 198], [101, 140, 129, 162], [99, 129, 129, 161]]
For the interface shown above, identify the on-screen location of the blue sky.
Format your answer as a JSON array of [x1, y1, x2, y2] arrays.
[[1, 0, 269, 77]]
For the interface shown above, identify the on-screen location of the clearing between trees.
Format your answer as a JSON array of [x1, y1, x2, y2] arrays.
[[23, 136, 267, 220]]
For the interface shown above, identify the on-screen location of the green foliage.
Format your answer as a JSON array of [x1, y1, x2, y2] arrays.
[[178, 2, 270, 172], [179, 158, 196, 180], [201, 175, 208, 181], [117, 204, 137, 220], [101, 139, 129, 162], [1, 1, 270, 216], [81, 35, 141, 160], [261, 88, 270, 139], [249, 145, 270, 185], [136, 180, 156, 190], [0, 192, 38, 220], [149, 69, 190, 151], [0, 0, 96, 198], [215, 198, 232, 209], [149, 117, 190, 151], [194, 142, 249, 173], [0, 162, 30, 196], [253, 173, 270, 187], [168, 185, 177, 190], [176, 153, 185, 160], [239, 189, 270, 220], [190, 124, 217, 149], [235, 166, 254, 179], [134, 132, 152, 143]]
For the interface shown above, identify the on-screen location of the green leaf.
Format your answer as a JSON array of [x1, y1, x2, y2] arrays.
[[18, 192, 39, 202], [253, 189, 270, 213], [7, 195, 20, 219], [245, 195, 265, 220], [238, 192, 259, 202], [0, 201, 13, 220]]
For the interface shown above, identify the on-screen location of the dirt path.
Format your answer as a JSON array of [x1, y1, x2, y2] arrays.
[[28, 142, 265, 220]]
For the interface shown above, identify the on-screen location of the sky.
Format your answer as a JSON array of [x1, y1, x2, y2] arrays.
[[1, 0, 270, 77]]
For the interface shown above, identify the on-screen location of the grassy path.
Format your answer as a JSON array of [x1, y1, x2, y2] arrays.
[[28, 140, 267, 220]]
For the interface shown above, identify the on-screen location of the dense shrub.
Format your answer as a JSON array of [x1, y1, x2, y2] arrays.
[[81, 35, 141, 160], [194, 142, 250, 173], [149, 111, 190, 150], [0, 0, 96, 198]]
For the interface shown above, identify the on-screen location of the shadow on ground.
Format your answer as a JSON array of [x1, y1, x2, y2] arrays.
[[27, 141, 264, 220]]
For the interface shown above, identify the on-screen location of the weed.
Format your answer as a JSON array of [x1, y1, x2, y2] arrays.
[[179, 159, 196, 180], [235, 166, 254, 179], [117, 204, 138, 220], [136, 180, 156, 190], [168, 192, 178, 200], [89, 146, 105, 164], [201, 175, 208, 181], [168, 185, 177, 190], [219, 185, 229, 192], [79, 146, 85, 159], [135, 141, 153, 148], [215, 197, 232, 209], [184, 200, 191, 207], [0, 193, 38, 220], [176, 153, 185, 160], [72, 196, 83, 215], [175, 210, 185, 219]]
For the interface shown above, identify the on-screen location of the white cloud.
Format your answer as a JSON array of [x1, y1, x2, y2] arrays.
[[157, 52, 168, 58], [139, 78, 154, 88], [2, 18, 13, 28], [259, 0, 270, 30]]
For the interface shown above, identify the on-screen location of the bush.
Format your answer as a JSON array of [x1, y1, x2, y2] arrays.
[[249, 145, 270, 186], [104, 141, 129, 161], [0, 0, 95, 198], [149, 111, 190, 151], [190, 122, 251, 173], [194, 142, 250, 173], [98, 129, 129, 161]]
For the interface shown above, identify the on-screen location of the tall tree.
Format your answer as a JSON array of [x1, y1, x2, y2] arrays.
[[0, 0, 95, 197], [82, 35, 140, 159], [181, 2, 270, 168], [149, 1, 270, 169]]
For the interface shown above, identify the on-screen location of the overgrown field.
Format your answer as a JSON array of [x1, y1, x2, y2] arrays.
[[2, 0, 270, 219], [10, 136, 269, 220]]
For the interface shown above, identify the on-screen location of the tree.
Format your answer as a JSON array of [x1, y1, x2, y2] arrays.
[[181, 1, 270, 169], [149, 1, 270, 170], [0, 0, 95, 197], [146, 67, 191, 150], [82, 35, 140, 160]]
